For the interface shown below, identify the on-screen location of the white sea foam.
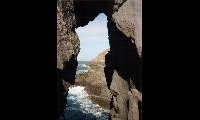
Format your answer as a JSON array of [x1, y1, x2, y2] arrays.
[[66, 86, 110, 120], [78, 64, 89, 68], [76, 64, 90, 74]]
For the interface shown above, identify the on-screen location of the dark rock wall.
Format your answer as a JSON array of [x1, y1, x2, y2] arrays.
[[73, 0, 111, 28], [57, 0, 79, 119], [57, 0, 80, 69]]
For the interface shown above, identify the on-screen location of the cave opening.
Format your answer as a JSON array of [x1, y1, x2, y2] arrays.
[[75, 13, 109, 62], [75, 13, 110, 74], [65, 13, 111, 120]]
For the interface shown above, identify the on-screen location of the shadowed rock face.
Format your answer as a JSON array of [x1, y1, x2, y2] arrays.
[[73, 0, 111, 28], [57, 0, 142, 119], [57, 0, 79, 118]]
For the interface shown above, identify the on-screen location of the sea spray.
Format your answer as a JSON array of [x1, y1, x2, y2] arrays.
[[66, 86, 110, 120]]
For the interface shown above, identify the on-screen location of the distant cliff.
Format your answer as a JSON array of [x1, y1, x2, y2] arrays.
[[76, 49, 111, 109]]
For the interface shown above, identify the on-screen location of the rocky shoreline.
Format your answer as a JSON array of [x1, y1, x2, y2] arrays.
[[75, 49, 111, 110]]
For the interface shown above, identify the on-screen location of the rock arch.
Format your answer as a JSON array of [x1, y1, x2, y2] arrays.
[[57, 0, 142, 119]]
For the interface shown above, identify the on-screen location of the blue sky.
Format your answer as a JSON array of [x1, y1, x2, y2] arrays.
[[75, 13, 109, 61]]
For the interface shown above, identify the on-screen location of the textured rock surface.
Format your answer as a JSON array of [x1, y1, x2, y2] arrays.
[[57, 0, 142, 119], [111, 0, 142, 57], [57, 0, 80, 69], [109, 71, 142, 120], [106, 1, 142, 119]]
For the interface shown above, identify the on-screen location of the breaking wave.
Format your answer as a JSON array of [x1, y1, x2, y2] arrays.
[[76, 63, 90, 74], [66, 86, 110, 120]]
